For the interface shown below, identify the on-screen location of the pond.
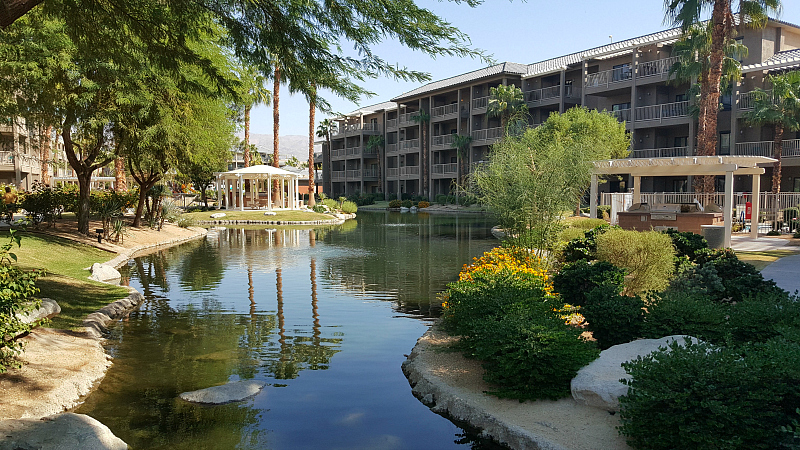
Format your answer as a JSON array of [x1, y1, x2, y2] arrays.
[[76, 211, 505, 449]]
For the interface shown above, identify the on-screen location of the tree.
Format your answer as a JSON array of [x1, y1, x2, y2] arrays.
[[307, 84, 317, 207], [664, 0, 780, 193], [317, 118, 338, 194], [451, 134, 473, 187], [487, 84, 528, 135], [239, 67, 271, 168], [472, 107, 630, 254], [411, 108, 431, 198], [365, 135, 384, 192], [272, 63, 282, 204], [745, 70, 800, 194]]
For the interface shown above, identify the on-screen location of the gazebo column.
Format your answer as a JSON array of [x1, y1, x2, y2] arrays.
[[751, 173, 761, 239], [724, 170, 733, 248], [215, 177, 221, 209], [267, 175, 272, 211], [590, 174, 598, 219], [633, 176, 641, 204], [238, 175, 244, 211]]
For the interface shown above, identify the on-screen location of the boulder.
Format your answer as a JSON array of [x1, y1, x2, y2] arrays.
[[17, 298, 60, 326], [88, 263, 121, 283], [209, 212, 226, 219], [179, 380, 266, 405], [0, 413, 128, 450], [264, 211, 277, 216], [571, 335, 700, 411]]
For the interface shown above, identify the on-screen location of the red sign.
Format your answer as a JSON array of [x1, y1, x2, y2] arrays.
[[746, 201, 752, 220]]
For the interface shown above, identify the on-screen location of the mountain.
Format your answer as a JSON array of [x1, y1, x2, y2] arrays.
[[238, 133, 321, 160]]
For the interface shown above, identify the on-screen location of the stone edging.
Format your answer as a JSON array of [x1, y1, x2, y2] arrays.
[[198, 219, 344, 225], [401, 324, 567, 450], [103, 226, 209, 270]]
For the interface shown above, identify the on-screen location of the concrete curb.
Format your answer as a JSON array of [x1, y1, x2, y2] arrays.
[[199, 219, 344, 225], [402, 324, 567, 450]]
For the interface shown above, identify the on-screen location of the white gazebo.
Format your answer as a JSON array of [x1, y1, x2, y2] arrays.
[[216, 165, 302, 211], [590, 155, 777, 248]]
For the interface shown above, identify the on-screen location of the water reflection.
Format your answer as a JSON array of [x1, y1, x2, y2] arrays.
[[80, 212, 501, 450]]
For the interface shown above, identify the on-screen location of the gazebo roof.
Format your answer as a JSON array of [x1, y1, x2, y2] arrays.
[[593, 156, 776, 177], [218, 165, 299, 179]]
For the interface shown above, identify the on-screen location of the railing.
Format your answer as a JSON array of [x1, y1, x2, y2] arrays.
[[362, 123, 381, 133], [400, 165, 420, 176], [332, 148, 346, 157], [586, 65, 632, 88], [345, 146, 361, 156], [362, 169, 379, 178], [346, 170, 361, 179], [331, 171, 345, 180], [0, 151, 14, 166], [471, 127, 503, 142], [432, 134, 455, 148], [631, 146, 691, 158], [386, 143, 398, 153], [600, 192, 800, 215], [399, 112, 416, 126], [634, 101, 689, 122], [472, 96, 489, 110], [471, 161, 488, 173], [637, 56, 679, 78], [431, 103, 458, 118], [737, 90, 772, 111], [386, 118, 398, 129], [387, 168, 399, 177], [400, 138, 420, 151], [734, 139, 800, 158], [362, 147, 379, 156], [432, 163, 458, 175], [525, 85, 561, 103], [609, 108, 631, 122]]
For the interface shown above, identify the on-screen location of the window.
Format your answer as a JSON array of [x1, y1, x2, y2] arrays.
[[674, 136, 688, 148], [612, 63, 632, 82], [719, 132, 731, 155], [612, 102, 631, 111], [721, 94, 732, 111], [675, 93, 688, 103], [794, 177, 800, 193]]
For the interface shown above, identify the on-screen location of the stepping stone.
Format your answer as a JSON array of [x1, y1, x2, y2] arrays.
[[179, 380, 266, 405], [88, 263, 121, 283]]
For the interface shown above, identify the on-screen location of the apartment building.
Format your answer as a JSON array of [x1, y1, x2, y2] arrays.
[[323, 17, 800, 200], [0, 117, 43, 189]]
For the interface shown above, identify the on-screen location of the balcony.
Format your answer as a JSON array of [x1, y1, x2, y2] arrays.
[[400, 165, 420, 176], [331, 148, 346, 158], [631, 146, 691, 158], [431, 134, 455, 150], [386, 143, 399, 154], [399, 138, 420, 152], [387, 167, 399, 178], [345, 146, 361, 156], [472, 96, 489, 112], [524, 85, 580, 105], [634, 101, 688, 123], [399, 112, 416, 127], [586, 66, 632, 90], [431, 103, 458, 121], [432, 163, 458, 176], [471, 127, 503, 144], [734, 139, 800, 158], [386, 118, 398, 129], [331, 170, 345, 181], [346, 169, 361, 180], [362, 147, 379, 157], [636, 56, 679, 81], [737, 90, 772, 111], [609, 108, 631, 123], [363, 169, 379, 179]]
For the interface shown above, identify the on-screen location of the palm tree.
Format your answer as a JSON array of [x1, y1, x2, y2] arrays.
[[745, 71, 800, 194], [451, 134, 472, 187], [39, 125, 52, 186], [307, 84, 317, 207], [316, 118, 338, 195], [241, 69, 271, 168], [273, 62, 281, 205], [487, 84, 528, 134], [411, 108, 430, 198], [365, 135, 384, 191], [664, 0, 780, 190]]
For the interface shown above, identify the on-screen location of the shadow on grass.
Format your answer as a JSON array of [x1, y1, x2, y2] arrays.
[[37, 275, 130, 330]]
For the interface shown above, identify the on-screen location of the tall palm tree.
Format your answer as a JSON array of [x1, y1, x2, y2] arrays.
[[316, 118, 338, 195], [411, 108, 430, 198], [365, 135, 384, 191], [273, 62, 281, 205], [307, 84, 317, 207], [242, 69, 271, 168], [451, 133, 473, 187], [664, 0, 780, 191], [745, 71, 800, 194], [487, 84, 528, 134]]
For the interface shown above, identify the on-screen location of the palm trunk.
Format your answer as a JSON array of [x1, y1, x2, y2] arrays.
[[308, 90, 316, 208], [272, 64, 281, 205], [114, 157, 127, 191], [244, 105, 251, 168], [40, 125, 51, 186], [773, 123, 783, 194]]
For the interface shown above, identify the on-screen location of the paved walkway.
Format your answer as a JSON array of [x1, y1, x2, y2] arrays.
[[731, 235, 800, 294]]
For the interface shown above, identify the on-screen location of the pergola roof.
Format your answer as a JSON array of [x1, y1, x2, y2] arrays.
[[592, 156, 776, 177], [218, 164, 298, 179]]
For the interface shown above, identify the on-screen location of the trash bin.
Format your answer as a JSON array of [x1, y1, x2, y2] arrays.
[[701, 225, 725, 249]]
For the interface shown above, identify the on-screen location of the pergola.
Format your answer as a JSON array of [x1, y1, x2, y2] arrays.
[[216, 165, 301, 211], [590, 155, 777, 248]]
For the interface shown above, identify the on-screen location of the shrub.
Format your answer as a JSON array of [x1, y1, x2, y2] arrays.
[[582, 285, 645, 349], [20, 181, 59, 228], [401, 200, 412, 208], [323, 198, 339, 211], [561, 224, 612, 263], [388, 199, 401, 208], [595, 228, 675, 294], [642, 291, 728, 344], [435, 194, 448, 205], [563, 217, 608, 230], [666, 263, 726, 300], [619, 338, 800, 450], [694, 249, 784, 303], [727, 292, 800, 346], [552, 260, 626, 307], [312, 204, 327, 213], [470, 303, 600, 401], [581, 205, 611, 219], [340, 200, 358, 214], [386, 193, 397, 201], [662, 229, 708, 261], [418, 201, 430, 209], [175, 216, 197, 228], [768, 230, 782, 236]]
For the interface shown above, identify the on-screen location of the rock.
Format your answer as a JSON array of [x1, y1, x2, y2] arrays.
[[209, 212, 226, 219], [400, 207, 409, 212], [571, 335, 700, 411], [0, 413, 128, 450], [264, 211, 277, 216], [88, 263, 121, 283], [14, 299, 61, 337], [179, 380, 266, 405], [410, 206, 418, 212]]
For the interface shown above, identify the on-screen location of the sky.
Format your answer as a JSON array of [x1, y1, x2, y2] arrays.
[[246, 0, 800, 138]]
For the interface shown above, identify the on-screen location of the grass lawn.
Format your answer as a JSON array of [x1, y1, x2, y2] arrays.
[[737, 249, 800, 271], [4, 231, 130, 330], [182, 209, 334, 222]]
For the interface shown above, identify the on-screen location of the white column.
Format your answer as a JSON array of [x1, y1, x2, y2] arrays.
[[751, 173, 761, 239], [267, 175, 272, 211], [724, 171, 733, 248], [280, 178, 285, 208], [633, 176, 641, 204], [238, 175, 244, 211], [295, 178, 300, 209], [215, 178, 221, 209], [590, 174, 598, 219]]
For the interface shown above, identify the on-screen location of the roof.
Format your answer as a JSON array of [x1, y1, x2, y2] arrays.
[[742, 48, 800, 74], [593, 156, 775, 176], [343, 100, 398, 117], [392, 62, 528, 101], [219, 164, 299, 178]]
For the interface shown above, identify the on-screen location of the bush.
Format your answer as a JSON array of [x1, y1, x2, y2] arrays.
[[595, 228, 675, 294], [435, 194, 448, 205], [418, 201, 430, 209], [470, 303, 600, 400], [561, 224, 612, 263], [642, 291, 728, 344], [619, 338, 800, 450], [768, 230, 782, 236], [552, 260, 626, 307], [312, 204, 326, 213], [340, 200, 358, 214], [562, 217, 608, 230], [581, 205, 611, 219], [20, 181, 59, 228], [727, 293, 800, 346], [401, 200, 413, 208], [582, 285, 645, 349], [694, 249, 784, 303], [388, 199, 402, 208], [323, 198, 340, 211]]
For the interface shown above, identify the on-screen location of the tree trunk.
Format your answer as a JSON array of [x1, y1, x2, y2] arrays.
[[132, 182, 149, 227], [773, 123, 783, 194], [0, 0, 42, 28], [76, 171, 92, 234], [421, 124, 428, 199], [40, 125, 51, 186], [244, 105, 251, 168], [308, 91, 316, 208], [114, 157, 127, 191], [272, 64, 281, 205]]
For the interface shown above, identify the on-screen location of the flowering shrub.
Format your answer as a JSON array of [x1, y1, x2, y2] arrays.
[[418, 201, 430, 209]]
